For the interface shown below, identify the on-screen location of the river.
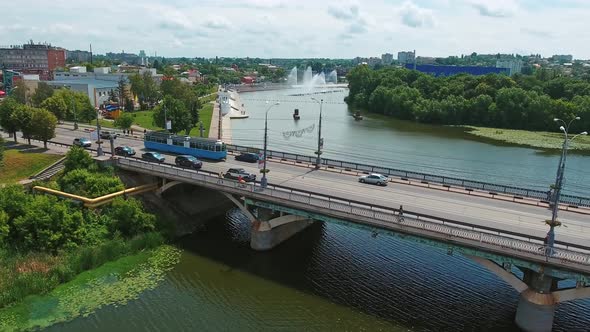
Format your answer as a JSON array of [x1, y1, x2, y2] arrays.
[[45, 87, 590, 331]]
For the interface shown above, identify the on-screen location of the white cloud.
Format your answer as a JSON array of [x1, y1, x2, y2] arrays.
[[327, 2, 370, 35], [203, 15, 232, 30], [470, 0, 519, 18], [399, 1, 435, 28]]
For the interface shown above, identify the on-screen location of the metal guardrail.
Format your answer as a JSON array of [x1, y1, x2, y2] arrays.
[[117, 157, 590, 269], [225, 144, 590, 208]]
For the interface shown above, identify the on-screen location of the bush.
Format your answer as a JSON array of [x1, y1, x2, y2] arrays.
[[58, 168, 124, 197], [103, 198, 156, 238], [64, 146, 96, 173]]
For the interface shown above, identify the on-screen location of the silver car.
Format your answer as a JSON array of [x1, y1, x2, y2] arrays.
[[359, 173, 389, 186]]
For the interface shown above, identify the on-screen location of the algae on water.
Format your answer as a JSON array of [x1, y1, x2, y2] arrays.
[[0, 245, 181, 332]]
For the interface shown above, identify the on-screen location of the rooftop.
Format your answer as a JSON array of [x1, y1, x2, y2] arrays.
[[46, 78, 119, 89]]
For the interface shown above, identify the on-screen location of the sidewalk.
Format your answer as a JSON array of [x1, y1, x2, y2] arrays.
[[60, 121, 146, 139]]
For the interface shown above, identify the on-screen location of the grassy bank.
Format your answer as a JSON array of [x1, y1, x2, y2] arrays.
[[0, 149, 62, 184], [464, 126, 590, 151], [0, 244, 181, 331], [0, 232, 165, 310]]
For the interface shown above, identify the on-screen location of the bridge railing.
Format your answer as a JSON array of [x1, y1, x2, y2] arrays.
[[225, 144, 590, 208], [117, 157, 590, 269]]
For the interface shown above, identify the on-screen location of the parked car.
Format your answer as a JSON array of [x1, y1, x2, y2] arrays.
[[224, 168, 256, 182], [73, 137, 91, 147], [100, 131, 118, 139], [175, 155, 202, 169], [114, 146, 136, 157], [358, 173, 389, 186], [142, 151, 165, 163], [235, 152, 259, 163]]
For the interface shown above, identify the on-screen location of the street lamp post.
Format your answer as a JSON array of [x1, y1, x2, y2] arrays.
[[311, 97, 324, 169], [261, 102, 280, 188], [72, 97, 78, 130], [546, 116, 587, 255], [96, 109, 104, 156]]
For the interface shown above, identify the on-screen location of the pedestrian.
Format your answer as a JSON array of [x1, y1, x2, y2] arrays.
[[218, 172, 223, 179], [131, 129, 134, 135], [144, 129, 147, 134], [546, 189, 552, 202], [399, 205, 404, 216]]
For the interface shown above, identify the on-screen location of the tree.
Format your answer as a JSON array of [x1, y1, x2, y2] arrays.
[[152, 96, 191, 134], [11, 80, 29, 105], [32, 82, 54, 107], [41, 91, 68, 121], [11, 105, 34, 144], [0, 98, 22, 142], [30, 108, 57, 149], [64, 146, 96, 173], [0, 136, 4, 167], [117, 77, 128, 104], [41, 89, 95, 123], [114, 112, 134, 131]]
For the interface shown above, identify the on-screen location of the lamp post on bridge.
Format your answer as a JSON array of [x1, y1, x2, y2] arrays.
[[311, 97, 323, 169], [545, 116, 587, 256], [261, 101, 280, 189]]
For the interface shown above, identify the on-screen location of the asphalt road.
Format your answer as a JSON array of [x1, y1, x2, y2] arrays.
[[8, 125, 590, 248]]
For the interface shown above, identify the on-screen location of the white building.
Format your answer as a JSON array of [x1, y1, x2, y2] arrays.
[[70, 66, 87, 73], [496, 59, 523, 76], [381, 53, 394, 65]]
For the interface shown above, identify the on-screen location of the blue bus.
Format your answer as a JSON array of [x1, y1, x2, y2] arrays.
[[144, 131, 227, 160]]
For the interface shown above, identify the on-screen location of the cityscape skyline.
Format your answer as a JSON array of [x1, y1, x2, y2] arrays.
[[3, 0, 590, 59]]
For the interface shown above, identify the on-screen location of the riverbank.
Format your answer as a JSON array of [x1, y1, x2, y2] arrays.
[[0, 244, 181, 331], [464, 126, 590, 152]]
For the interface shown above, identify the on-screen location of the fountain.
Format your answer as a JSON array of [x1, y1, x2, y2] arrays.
[[327, 70, 338, 84], [302, 66, 313, 86], [287, 67, 298, 86]]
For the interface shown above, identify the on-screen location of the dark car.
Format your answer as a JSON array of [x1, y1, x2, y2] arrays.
[[175, 155, 202, 169], [235, 152, 259, 163], [224, 168, 256, 182], [114, 146, 136, 156], [100, 131, 118, 139], [142, 151, 165, 163]]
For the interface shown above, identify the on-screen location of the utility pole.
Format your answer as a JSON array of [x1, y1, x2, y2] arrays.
[[261, 102, 280, 188], [96, 109, 104, 156], [72, 97, 78, 130]]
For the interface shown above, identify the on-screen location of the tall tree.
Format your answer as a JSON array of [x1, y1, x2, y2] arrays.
[[11, 106, 34, 144], [152, 96, 191, 134], [0, 98, 22, 142], [114, 113, 134, 131], [117, 77, 128, 104], [31, 82, 54, 107], [30, 108, 57, 149], [11, 80, 29, 105]]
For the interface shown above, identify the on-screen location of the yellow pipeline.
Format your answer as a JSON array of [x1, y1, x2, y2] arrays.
[[32, 183, 159, 208]]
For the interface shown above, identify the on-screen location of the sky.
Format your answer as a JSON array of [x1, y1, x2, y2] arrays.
[[3, 0, 590, 59]]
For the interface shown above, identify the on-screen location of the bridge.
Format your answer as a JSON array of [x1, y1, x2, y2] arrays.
[[6, 127, 590, 332], [113, 155, 590, 332]]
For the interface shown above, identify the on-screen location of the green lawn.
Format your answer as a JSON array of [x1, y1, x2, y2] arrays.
[[0, 149, 62, 184], [92, 104, 214, 138]]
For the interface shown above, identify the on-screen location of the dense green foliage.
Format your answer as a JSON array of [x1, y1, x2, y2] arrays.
[[63, 146, 96, 173], [152, 95, 192, 134], [114, 112, 134, 130], [58, 169, 125, 197], [0, 136, 4, 167], [346, 66, 590, 131], [41, 89, 95, 122], [31, 82, 55, 107]]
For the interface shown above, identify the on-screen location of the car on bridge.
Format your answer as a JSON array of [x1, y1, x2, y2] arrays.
[[224, 168, 256, 182], [175, 155, 202, 169], [359, 173, 389, 186], [100, 131, 118, 139], [235, 152, 259, 163], [115, 146, 136, 157], [73, 137, 91, 148], [142, 151, 165, 163]]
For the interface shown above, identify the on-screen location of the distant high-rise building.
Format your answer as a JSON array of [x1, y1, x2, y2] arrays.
[[398, 51, 416, 65], [139, 50, 146, 58], [496, 59, 523, 76], [552, 54, 573, 62], [381, 53, 394, 65], [67, 50, 92, 63]]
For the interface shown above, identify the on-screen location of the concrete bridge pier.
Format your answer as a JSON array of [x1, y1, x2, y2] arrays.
[[220, 193, 315, 251], [514, 270, 556, 332], [250, 207, 315, 251]]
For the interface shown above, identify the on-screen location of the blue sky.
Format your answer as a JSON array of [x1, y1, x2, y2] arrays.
[[3, 0, 590, 59]]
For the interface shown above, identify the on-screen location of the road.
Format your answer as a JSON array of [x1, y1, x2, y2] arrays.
[[6, 125, 590, 248]]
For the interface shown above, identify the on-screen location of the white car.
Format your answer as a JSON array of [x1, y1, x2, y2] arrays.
[[359, 173, 389, 186]]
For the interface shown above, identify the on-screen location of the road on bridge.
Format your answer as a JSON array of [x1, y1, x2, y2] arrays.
[[6, 125, 590, 248]]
